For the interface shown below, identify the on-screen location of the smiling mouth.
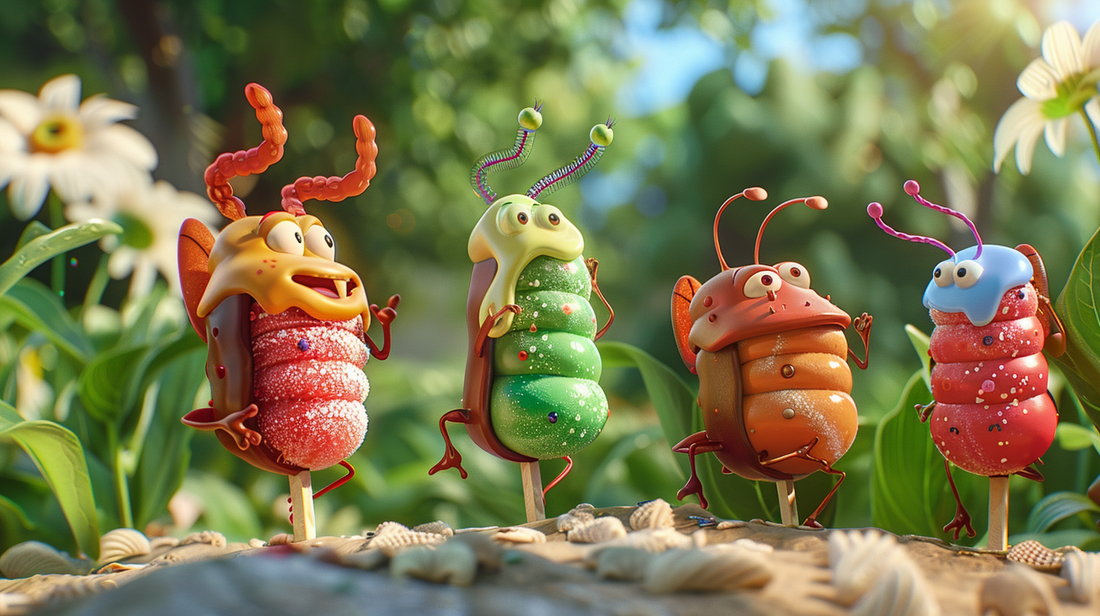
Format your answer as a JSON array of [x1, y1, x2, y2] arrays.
[[292, 275, 357, 299]]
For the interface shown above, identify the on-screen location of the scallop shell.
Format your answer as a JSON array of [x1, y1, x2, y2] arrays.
[[556, 503, 597, 533], [1006, 540, 1065, 572], [596, 546, 653, 581], [981, 564, 1060, 616], [830, 530, 906, 606], [97, 528, 151, 565], [851, 558, 940, 616], [0, 592, 33, 615], [643, 546, 773, 593], [1061, 549, 1100, 604], [390, 541, 478, 587], [181, 530, 226, 548], [0, 541, 88, 578], [567, 517, 627, 544], [715, 520, 746, 530], [629, 499, 675, 531], [596, 528, 692, 554], [412, 521, 455, 537], [494, 526, 546, 544], [368, 522, 446, 555]]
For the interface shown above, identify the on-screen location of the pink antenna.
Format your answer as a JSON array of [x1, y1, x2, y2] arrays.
[[754, 196, 828, 265], [867, 201, 955, 256], [713, 188, 767, 271], [904, 180, 982, 258]]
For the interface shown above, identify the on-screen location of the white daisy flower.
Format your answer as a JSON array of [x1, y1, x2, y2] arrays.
[[993, 20, 1100, 174], [0, 74, 157, 219], [67, 181, 219, 297]]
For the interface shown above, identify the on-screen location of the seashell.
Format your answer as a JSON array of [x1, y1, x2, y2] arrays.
[[494, 527, 546, 544], [0, 541, 88, 578], [630, 499, 675, 531], [567, 517, 627, 544], [248, 538, 267, 549], [0, 592, 33, 615], [181, 530, 226, 548], [596, 528, 692, 554], [1061, 549, 1100, 604], [715, 520, 745, 530], [596, 547, 654, 581], [980, 564, 1060, 616], [368, 522, 446, 555], [94, 562, 146, 574], [830, 530, 907, 606], [412, 521, 455, 537], [97, 528, 151, 565], [643, 546, 773, 593], [1007, 540, 1065, 572], [391, 541, 478, 587], [851, 558, 940, 616], [267, 533, 294, 546], [556, 504, 596, 533], [723, 538, 773, 554]]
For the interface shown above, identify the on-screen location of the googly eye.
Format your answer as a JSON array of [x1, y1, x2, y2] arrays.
[[517, 211, 529, 224], [776, 262, 810, 289], [743, 270, 783, 299], [932, 259, 954, 288], [496, 203, 531, 235], [305, 225, 336, 261], [953, 260, 984, 289], [535, 205, 565, 229], [549, 213, 560, 225], [266, 220, 305, 256]]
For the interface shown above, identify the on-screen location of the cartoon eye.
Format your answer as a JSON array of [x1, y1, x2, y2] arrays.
[[517, 211, 529, 224], [535, 206, 565, 229], [932, 259, 954, 288], [266, 220, 305, 255], [549, 213, 560, 225], [953, 260, 984, 289], [743, 270, 783, 299], [497, 203, 531, 235], [305, 225, 336, 261], [776, 262, 810, 289]]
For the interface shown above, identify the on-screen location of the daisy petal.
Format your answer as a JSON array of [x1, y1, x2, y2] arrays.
[[1042, 21, 1084, 80], [1086, 97, 1100, 127], [993, 97, 1043, 172], [39, 74, 82, 114], [0, 90, 43, 134], [49, 153, 95, 204], [8, 157, 51, 219], [87, 124, 157, 171], [1044, 117, 1067, 157], [0, 118, 27, 154], [1084, 19, 1100, 69], [78, 95, 138, 129], [1014, 117, 1046, 175], [1017, 59, 1060, 100]]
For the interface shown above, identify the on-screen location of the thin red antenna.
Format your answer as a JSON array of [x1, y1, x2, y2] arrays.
[[714, 187, 767, 271], [754, 196, 828, 265]]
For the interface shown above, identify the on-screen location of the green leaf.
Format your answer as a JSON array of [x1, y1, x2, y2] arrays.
[[1026, 491, 1100, 533], [905, 324, 932, 390], [1056, 423, 1100, 454], [15, 221, 52, 251], [0, 219, 121, 297], [0, 279, 93, 361], [77, 345, 150, 423], [0, 493, 35, 531], [1054, 225, 1100, 431], [871, 370, 984, 541], [598, 341, 697, 478], [0, 401, 99, 559]]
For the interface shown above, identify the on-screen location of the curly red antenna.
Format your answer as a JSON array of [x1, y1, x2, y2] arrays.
[[280, 115, 378, 216], [204, 83, 287, 221]]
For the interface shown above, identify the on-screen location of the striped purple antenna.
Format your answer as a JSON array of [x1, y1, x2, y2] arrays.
[[526, 118, 615, 199], [867, 201, 955, 256], [470, 102, 543, 205], [903, 180, 983, 258]]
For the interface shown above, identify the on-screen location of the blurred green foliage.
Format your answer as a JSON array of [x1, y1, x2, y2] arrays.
[[2, 0, 1100, 554]]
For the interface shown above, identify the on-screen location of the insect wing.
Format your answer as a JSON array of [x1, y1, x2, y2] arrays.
[[672, 275, 702, 373], [178, 218, 215, 342]]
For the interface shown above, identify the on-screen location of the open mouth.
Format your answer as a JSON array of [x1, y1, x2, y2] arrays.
[[292, 275, 357, 299]]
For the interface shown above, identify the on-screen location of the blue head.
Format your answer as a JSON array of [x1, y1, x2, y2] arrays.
[[868, 180, 1034, 327]]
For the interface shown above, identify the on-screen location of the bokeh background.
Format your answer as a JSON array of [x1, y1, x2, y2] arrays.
[[3, 0, 1100, 554]]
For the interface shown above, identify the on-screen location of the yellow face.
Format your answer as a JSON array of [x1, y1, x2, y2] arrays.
[[468, 194, 584, 337], [197, 212, 371, 326]]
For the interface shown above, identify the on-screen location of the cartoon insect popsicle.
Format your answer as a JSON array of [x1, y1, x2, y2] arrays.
[[429, 104, 615, 522], [671, 188, 872, 528], [868, 180, 1065, 550], [177, 83, 398, 541]]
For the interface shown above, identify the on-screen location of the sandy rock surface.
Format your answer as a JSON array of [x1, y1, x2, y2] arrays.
[[0, 503, 1094, 616]]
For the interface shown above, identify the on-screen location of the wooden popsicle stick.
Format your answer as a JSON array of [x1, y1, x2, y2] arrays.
[[290, 470, 316, 542], [777, 479, 798, 527], [988, 476, 1009, 551], [520, 461, 546, 522]]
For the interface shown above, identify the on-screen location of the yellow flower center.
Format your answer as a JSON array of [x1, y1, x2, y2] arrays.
[[30, 114, 85, 154]]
